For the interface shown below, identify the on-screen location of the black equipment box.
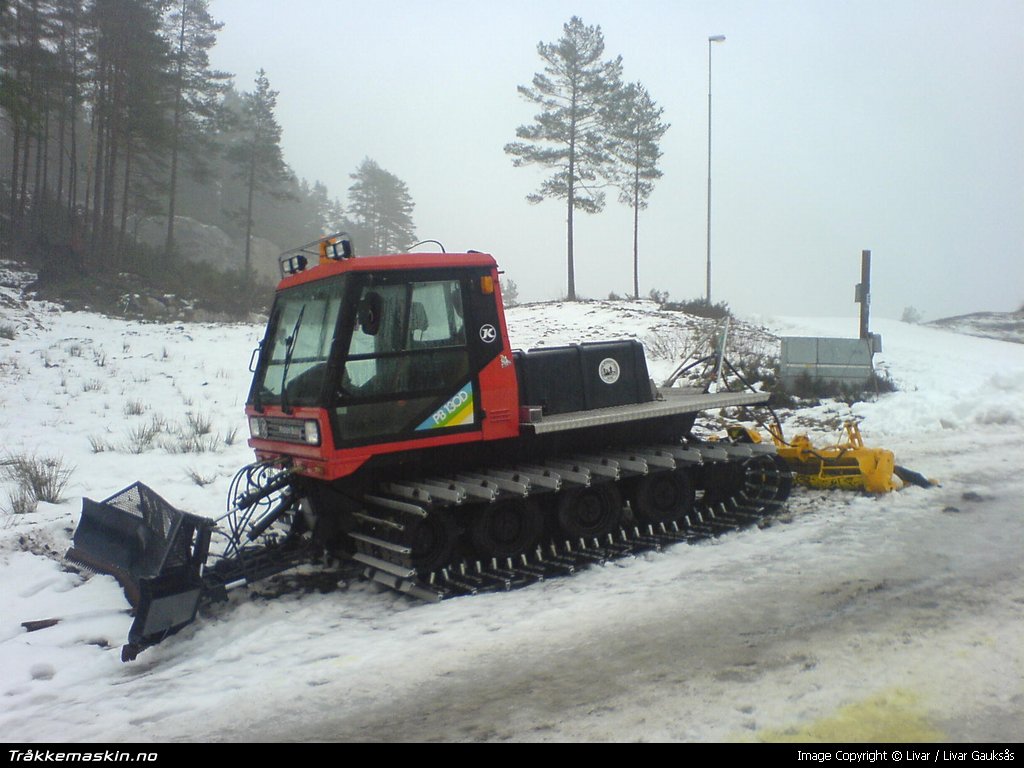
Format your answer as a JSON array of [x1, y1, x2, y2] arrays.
[[513, 340, 653, 416]]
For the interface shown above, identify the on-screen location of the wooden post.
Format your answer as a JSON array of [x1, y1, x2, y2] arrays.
[[857, 249, 871, 340]]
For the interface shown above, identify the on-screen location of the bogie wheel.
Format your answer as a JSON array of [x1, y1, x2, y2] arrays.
[[469, 499, 544, 559], [632, 469, 695, 525], [699, 462, 743, 509], [556, 485, 623, 540], [404, 510, 459, 573]]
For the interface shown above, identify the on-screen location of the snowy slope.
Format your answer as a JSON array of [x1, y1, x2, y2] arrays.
[[1, 274, 1022, 743], [927, 311, 1024, 346]]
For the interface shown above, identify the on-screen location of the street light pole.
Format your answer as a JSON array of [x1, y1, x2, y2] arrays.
[[706, 34, 725, 305]]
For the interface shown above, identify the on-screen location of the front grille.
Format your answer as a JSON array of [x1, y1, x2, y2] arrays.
[[264, 417, 307, 443]]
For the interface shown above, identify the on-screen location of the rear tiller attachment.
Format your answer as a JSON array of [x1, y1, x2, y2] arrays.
[[768, 421, 934, 493]]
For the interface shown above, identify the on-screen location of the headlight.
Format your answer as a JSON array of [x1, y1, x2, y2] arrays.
[[248, 416, 267, 439], [303, 419, 320, 445]]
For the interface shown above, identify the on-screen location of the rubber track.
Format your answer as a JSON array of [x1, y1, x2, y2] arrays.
[[351, 445, 790, 602]]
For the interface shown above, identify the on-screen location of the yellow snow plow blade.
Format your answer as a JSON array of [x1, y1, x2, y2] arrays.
[[768, 422, 932, 493]]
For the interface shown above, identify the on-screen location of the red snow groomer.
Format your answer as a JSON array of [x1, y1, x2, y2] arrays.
[[69, 234, 791, 659]]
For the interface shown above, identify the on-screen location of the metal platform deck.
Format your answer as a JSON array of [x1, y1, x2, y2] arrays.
[[519, 388, 769, 435]]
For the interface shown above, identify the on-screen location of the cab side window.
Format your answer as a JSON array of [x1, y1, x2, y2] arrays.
[[335, 278, 471, 443]]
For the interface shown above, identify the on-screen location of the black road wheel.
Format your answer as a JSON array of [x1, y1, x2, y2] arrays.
[[469, 500, 544, 559], [556, 485, 623, 540], [404, 510, 459, 573], [699, 461, 743, 509], [632, 469, 695, 524]]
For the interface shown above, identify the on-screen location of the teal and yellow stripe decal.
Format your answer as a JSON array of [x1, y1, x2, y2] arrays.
[[416, 382, 475, 431]]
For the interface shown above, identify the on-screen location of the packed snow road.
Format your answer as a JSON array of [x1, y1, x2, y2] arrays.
[[226, 433, 1024, 743], [1, 290, 1022, 742]]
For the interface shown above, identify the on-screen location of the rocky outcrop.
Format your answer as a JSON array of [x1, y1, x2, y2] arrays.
[[137, 216, 282, 282]]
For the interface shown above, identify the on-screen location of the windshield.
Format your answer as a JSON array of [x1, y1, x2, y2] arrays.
[[252, 278, 345, 407]]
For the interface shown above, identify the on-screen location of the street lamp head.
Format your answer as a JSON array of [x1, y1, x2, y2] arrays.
[[709, 34, 726, 42]]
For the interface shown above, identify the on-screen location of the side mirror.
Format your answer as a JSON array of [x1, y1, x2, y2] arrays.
[[357, 292, 383, 336]]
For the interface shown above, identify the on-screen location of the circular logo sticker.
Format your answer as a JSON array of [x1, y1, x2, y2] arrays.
[[598, 357, 621, 385], [479, 324, 497, 343]]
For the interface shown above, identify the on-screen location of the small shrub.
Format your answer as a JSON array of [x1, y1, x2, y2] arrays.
[[901, 306, 923, 324], [93, 349, 107, 367], [185, 411, 213, 436], [772, 369, 898, 407], [648, 290, 732, 319], [670, 297, 731, 320], [88, 435, 113, 453], [1, 452, 75, 505], [186, 467, 217, 487], [124, 399, 146, 416], [125, 426, 156, 454], [163, 433, 220, 454], [223, 425, 239, 446], [869, 369, 898, 395], [68, 343, 83, 357], [648, 288, 670, 305], [81, 379, 102, 392], [4, 487, 38, 515], [643, 330, 691, 362], [0, 324, 16, 340], [124, 415, 165, 453], [725, 353, 779, 392]]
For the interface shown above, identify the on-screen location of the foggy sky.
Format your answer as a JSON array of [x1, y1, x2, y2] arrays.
[[208, 0, 1024, 322]]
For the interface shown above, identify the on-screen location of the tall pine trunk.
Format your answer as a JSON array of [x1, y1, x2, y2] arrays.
[[9, 123, 21, 242], [632, 163, 640, 299], [244, 142, 256, 276], [566, 96, 578, 302], [165, 4, 187, 256], [117, 140, 132, 265]]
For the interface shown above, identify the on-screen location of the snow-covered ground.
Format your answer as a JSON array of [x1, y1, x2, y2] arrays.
[[1, 274, 1022, 743]]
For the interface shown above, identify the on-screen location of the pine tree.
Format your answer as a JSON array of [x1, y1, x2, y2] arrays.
[[226, 69, 291, 275], [309, 179, 345, 234], [347, 158, 415, 254], [2, 0, 56, 245], [504, 16, 623, 300], [0, 2, 351, 282], [162, 0, 230, 256], [87, 0, 172, 266], [50, 0, 88, 249], [608, 82, 669, 299]]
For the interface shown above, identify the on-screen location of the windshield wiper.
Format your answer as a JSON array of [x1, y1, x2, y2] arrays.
[[279, 305, 306, 415]]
